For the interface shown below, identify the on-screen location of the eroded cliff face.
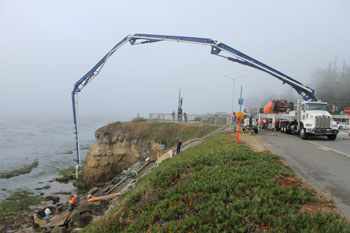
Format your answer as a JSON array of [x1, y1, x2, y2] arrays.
[[82, 120, 217, 186], [82, 120, 161, 186]]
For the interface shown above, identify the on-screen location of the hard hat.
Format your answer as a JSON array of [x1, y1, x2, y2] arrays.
[[74, 195, 77, 198]]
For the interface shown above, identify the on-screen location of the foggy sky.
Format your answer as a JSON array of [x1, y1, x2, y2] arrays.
[[1, 0, 349, 120]]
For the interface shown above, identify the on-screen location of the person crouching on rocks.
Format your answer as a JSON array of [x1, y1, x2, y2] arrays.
[[43, 206, 52, 220], [130, 169, 138, 178], [68, 195, 77, 211]]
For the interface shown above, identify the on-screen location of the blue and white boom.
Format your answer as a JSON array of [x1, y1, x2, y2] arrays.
[[72, 33, 316, 164]]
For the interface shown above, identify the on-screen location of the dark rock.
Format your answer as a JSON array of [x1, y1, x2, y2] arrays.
[[100, 199, 109, 207], [40, 227, 51, 233], [87, 187, 100, 195], [32, 219, 40, 230], [94, 189, 105, 197], [103, 184, 111, 192], [88, 204, 104, 216], [45, 195, 60, 204], [68, 219, 79, 228], [111, 175, 122, 184], [16, 227, 33, 233], [52, 226, 67, 233], [55, 176, 71, 184], [68, 221, 76, 228], [70, 209, 81, 223], [78, 212, 93, 227]]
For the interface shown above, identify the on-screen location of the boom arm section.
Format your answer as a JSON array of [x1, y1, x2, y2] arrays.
[[72, 33, 316, 164]]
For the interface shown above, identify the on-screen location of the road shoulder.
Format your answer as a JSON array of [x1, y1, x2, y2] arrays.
[[240, 132, 349, 221]]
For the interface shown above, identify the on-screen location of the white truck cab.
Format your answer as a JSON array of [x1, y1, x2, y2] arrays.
[[292, 101, 338, 140]]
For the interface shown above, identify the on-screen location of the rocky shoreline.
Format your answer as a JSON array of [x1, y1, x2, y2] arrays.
[[0, 168, 76, 232], [1, 158, 153, 233], [0, 120, 219, 232]]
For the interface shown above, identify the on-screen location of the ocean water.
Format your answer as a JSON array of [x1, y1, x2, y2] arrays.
[[0, 116, 120, 201]]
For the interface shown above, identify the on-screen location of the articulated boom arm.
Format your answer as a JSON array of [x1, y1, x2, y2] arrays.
[[72, 33, 316, 164]]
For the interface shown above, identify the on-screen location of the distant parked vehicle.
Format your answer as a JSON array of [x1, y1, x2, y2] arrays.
[[338, 122, 350, 130]]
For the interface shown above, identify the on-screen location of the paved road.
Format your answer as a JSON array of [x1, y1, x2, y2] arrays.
[[256, 129, 350, 219]]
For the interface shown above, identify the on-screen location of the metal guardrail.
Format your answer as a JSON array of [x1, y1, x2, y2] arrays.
[[149, 113, 233, 126]]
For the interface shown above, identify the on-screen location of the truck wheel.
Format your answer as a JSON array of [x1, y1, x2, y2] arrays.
[[299, 127, 308, 140], [327, 134, 337, 140], [286, 124, 292, 134]]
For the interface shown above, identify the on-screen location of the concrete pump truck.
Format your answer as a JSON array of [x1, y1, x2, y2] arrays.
[[275, 101, 338, 140], [261, 99, 339, 140], [72, 33, 337, 167]]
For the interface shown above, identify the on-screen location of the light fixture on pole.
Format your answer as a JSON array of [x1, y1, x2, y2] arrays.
[[224, 75, 246, 114]]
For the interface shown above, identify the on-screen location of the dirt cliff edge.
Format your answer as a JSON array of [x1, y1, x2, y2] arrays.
[[82, 120, 161, 186]]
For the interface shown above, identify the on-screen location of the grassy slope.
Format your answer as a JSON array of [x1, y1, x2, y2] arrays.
[[83, 134, 350, 233], [99, 120, 219, 148], [145, 122, 219, 147]]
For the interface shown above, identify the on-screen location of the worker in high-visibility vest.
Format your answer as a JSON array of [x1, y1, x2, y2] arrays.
[[130, 170, 138, 178], [68, 195, 77, 211]]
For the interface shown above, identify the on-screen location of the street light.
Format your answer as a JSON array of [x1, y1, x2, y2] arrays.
[[224, 75, 246, 114]]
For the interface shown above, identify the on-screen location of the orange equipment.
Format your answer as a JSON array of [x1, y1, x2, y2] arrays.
[[262, 100, 294, 130], [69, 196, 76, 205], [263, 100, 293, 114], [236, 122, 240, 144], [236, 112, 245, 121]]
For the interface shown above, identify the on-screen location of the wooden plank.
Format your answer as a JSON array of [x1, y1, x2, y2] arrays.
[[88, 193, 120, 203], [34, 210, 70, 228]]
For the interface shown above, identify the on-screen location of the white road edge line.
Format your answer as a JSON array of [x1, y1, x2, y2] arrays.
[[306, 141, 350, 158]]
